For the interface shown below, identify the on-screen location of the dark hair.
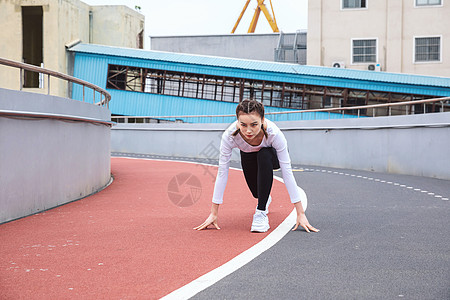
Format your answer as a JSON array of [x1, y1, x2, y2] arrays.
[[232, 99, 268, 138]]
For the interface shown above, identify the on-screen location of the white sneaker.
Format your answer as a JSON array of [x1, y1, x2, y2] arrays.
[[256, 195, 272, 215], [251, 210, 270, 232]]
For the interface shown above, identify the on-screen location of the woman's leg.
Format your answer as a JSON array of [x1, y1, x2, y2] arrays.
[[256, 147, 276, 211], [241, 148, 278, 211], [240, 150, 259, 199]]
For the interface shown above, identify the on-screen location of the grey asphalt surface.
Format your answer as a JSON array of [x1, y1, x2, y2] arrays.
[[114, 153, 450, 300]]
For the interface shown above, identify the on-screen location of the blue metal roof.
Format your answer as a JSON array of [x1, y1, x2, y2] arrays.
[[69, 43, 450, 90]]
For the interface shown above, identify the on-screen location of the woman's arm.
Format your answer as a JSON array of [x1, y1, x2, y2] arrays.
[[211, 132, 234, 204], [272, 130, 319, 232], [272, 132, 302, 203], [195, 132, 233, 230]]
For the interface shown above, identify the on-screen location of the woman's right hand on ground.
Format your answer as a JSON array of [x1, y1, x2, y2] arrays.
[[193, 213, 220, 230]]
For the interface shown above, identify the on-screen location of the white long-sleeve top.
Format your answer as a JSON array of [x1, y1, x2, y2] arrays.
[[212, 119, 301, 204]]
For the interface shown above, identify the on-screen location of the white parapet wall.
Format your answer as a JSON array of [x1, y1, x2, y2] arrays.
[[111, 112, 450, 180], [0, 88, 112, 223]]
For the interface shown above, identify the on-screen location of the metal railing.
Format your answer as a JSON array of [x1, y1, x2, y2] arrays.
[[112, 96, 450, 124], [0, 57, 111, 108]]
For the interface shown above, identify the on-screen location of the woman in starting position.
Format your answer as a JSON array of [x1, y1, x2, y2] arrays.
[[194, 99, 319, 233]]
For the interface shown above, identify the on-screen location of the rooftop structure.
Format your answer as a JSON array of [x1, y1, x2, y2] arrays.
[[150, 32, 307, 64], [69, 43, 450, 121]]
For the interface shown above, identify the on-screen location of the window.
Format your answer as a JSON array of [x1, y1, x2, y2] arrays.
[[106, 65, 313, 109], [415, 37, 441, 62], [416, 0, 442, 6], [323, 96, 333, 108], [22, 6, 43, 88], [105, 64, 441, 115], [352, 39, 377, 63], [342, 0, 367, 9]]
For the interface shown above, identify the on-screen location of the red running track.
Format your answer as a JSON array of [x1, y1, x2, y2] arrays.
[[0, 157, 292, 299]]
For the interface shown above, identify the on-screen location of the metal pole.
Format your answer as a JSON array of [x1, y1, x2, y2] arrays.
[[47, 74, 50, 95], [83, 85, 85, 102], [20, 68, 23, 91]]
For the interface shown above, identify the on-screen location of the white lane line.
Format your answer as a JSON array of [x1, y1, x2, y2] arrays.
[[118, 157, 300, 300], [307, 166, 448, 203], [161, 208, 297, 300], [162, 174, 297, 300]]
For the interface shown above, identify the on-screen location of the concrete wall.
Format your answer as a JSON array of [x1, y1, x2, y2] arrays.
[[150, 32, 306, 63], [111, 112, 450, 180], [307, 0, 450, 77], [0, 0, 144, 98], [90, 5, 145, 49], [0, 88, 111, 223], [0, 0, 91, 97]]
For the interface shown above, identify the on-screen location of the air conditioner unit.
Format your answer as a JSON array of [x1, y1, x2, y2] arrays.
[[332, 61, 345, 68], [368, 63, 381, 72]]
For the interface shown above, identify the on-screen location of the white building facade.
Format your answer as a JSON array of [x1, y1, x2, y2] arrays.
[[307, 0, 450, 77]]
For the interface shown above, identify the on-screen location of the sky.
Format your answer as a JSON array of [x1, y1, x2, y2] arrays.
[[84, 0, 308, 49]]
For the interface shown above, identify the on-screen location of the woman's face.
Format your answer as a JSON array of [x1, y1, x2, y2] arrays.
[[237, 111, 264, 141]]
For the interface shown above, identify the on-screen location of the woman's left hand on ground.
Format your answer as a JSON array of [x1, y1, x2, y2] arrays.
[[292, 213, 320, 232]]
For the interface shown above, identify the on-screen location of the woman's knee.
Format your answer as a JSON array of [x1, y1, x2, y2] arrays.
[[257, 147, 273, 161], [257, 147, 279, 170]]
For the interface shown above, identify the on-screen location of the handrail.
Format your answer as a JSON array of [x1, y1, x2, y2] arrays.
[[111, 96, 450, 121], [0, 57, 111, 108], [0, 109, 115, 127]]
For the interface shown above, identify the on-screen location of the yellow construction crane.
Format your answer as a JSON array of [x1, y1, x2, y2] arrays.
[[231, 0, 279, 33]]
